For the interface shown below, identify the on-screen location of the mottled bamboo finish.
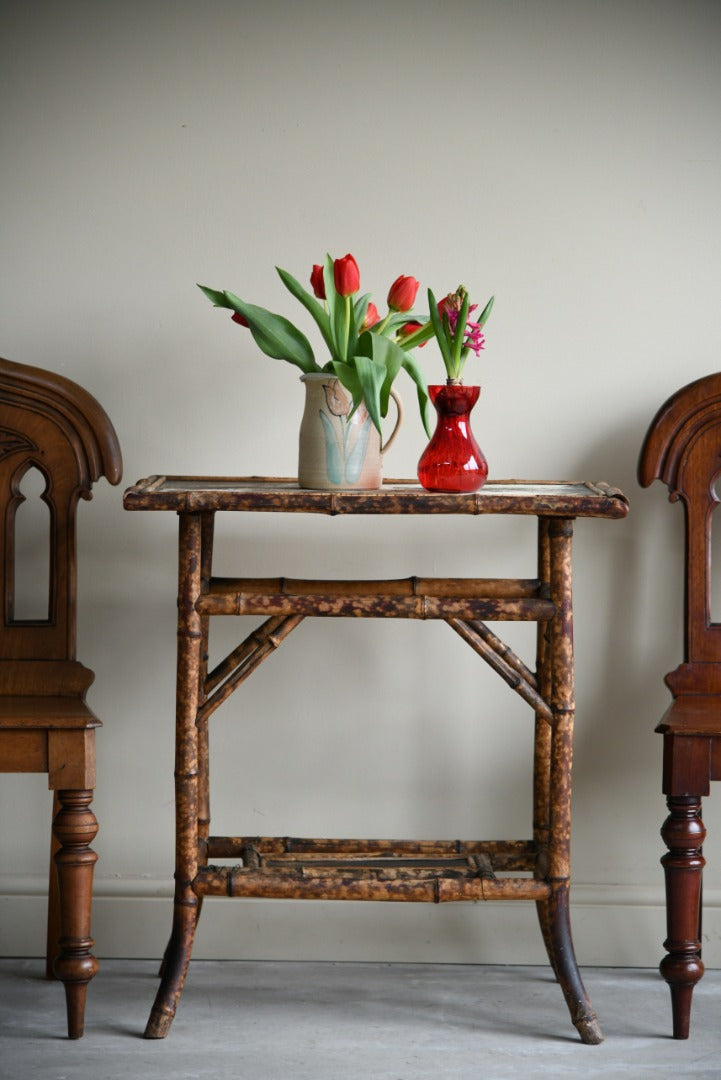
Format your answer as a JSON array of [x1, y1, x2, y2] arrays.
[[205, 836, 537, 865], [196, 865, 552, 903], [198, 586, 554, 621], [534, 519, 555, 971], [198, 614, 303, 725], [447, 618, 553, 722], [144, 512, 203, 1040], [124, 476, 628, 1043], [124, 476, 628, 518], [195, 833, 550, 903]]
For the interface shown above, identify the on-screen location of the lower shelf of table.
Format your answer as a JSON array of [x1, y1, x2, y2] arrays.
[[194, 836, 552, 903]]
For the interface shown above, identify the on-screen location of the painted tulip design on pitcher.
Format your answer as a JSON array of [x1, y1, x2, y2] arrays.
[[319, 378, 373, 485]]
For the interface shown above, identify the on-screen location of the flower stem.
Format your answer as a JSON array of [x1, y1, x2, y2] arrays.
[[344, 295, 351, 359]]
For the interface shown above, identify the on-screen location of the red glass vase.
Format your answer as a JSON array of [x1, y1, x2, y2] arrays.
[[417, 383, 488, 493]]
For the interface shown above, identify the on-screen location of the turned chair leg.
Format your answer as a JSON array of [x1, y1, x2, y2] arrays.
[[660, 794, 706, 1039], [46, 792, 61, 979], [51, 789, 99, 1039]]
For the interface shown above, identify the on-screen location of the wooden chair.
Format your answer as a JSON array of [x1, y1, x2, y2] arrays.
[[639, 371, 721, 1039], [0, 357, 121, 1037]]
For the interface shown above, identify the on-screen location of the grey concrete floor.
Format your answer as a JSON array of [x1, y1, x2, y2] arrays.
[[0, 959, 719, 1079]]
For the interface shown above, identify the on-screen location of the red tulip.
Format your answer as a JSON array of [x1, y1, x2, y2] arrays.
[[310, 264, 326, 299], [363, 302, 380, 330], [231, 311, 250, 327], [387, 274, 420, 312], [398, 320, 428, 346], [333, 253, 360, 297]]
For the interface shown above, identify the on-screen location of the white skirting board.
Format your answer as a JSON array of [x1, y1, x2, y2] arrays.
[[0, 878, 719, 968]]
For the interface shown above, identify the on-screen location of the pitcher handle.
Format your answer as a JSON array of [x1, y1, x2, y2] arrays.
[[380, 388, 404, 456]]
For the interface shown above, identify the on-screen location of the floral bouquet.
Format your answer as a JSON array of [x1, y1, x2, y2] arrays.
[[200, 253, 436, 436]]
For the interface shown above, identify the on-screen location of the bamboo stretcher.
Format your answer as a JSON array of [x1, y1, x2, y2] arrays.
[[197, 836, 549, 902]]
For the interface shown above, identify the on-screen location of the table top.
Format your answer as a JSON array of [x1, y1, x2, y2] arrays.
[[123, 477, 629, 518]]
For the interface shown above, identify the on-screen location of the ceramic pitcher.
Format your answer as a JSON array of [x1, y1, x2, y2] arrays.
[[298, 373, 403, 490]]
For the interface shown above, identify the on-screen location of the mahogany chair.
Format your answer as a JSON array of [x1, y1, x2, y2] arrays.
[[639, 371, 721, 1038], [0, 357, 121, 1037]]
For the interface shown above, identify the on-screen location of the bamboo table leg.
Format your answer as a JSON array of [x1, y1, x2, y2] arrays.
[[534, 518, 556, 973], [156, 512, 214, 982], [194, 513, 215, 932], [545, 518, 602, 1044], [145, 512, 204, 1039]]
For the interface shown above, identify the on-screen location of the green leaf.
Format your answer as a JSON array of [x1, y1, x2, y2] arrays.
[[427, 287, 454, 375], [354, 331, 431, 435], [478, 295, 495, 327], [354, 293, 371, 322], [358, 332, 404, 419], [330, 360, 364, 414], [224, 291, 318, 373], [384, 311, 417, 331], [400, 351, 432, 437], [353, 293, 371, 340], [451, 289, 470, 376], [276, 266, 334, 354], [346, 294, 361, 360], [198, 284, 230, 307], [352, 352, 386, 435]]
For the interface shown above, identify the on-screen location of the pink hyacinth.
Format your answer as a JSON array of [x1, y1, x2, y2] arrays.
[[442, 299, 485, 358], [463, 316, 485, 357]]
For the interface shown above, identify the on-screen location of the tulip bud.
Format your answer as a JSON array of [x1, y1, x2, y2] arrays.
[[363, 302, 380, 330], [398, 320, 428, 347], [333, 253, 360, 297], [387, 275, 420, 312], [231, 311, 250, 327], [310, 264, 326, 299]]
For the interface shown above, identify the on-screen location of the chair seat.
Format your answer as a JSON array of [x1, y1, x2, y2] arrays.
[[0, 696, 100, 729], [656, 695, 721, 737]]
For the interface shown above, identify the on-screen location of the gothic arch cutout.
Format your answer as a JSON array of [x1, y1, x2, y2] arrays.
[[11, 463, 52, 622]]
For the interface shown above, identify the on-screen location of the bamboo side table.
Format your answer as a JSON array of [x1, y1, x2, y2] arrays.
[[123, 477, 628, 1042]]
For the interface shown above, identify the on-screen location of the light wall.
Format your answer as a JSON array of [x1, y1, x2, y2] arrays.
[[2, 0, 721, 968]]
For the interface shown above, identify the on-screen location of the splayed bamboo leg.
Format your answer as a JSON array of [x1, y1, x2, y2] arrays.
[[145, 513, 203, 1039], [193, 513, 214, 941], [547, 883, 602, 1044], [158, 513, 214, 981], [533, 518, 556, 976], [544, 519, 602, 1043]]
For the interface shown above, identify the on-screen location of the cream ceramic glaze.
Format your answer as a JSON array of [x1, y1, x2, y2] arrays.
[[298, 372, 403, 490]]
